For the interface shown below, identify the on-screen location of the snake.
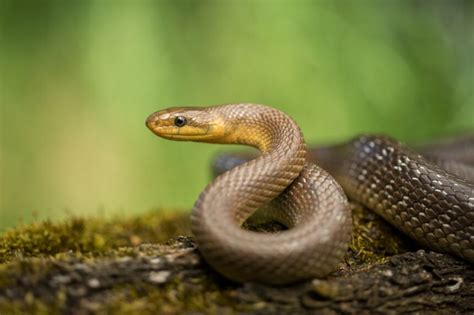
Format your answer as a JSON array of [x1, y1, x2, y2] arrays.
[[146, 103, 474, 284]]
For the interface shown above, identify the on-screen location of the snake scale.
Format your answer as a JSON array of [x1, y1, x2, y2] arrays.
[[146, 103, 474, 284]]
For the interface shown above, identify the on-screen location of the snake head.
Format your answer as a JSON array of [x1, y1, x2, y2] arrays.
[[146, 107, 226, 142]]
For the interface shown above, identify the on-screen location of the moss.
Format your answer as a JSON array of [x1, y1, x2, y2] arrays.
[[0, 205, 419, 314], [0, 204, 412, 267], [0, 210, 190, 263]]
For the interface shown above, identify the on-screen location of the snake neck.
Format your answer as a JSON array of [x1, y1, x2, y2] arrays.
[[194, 104, 307, 224], [210, 104, 301, 154]]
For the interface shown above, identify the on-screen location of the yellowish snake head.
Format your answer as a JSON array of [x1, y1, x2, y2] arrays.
[[146, 107, 227, 143]]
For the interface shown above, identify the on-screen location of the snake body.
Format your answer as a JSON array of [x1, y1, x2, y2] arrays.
[[146, 103, 474, 284]]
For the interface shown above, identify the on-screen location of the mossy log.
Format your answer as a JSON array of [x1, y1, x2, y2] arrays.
[[1, 205, 473, 314]]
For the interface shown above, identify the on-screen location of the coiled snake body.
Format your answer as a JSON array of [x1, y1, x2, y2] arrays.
[[146, 103, 474, 284]]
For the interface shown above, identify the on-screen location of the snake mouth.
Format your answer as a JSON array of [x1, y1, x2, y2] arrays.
[[149, 127, 222, 141], [160, 133, 220, 141]]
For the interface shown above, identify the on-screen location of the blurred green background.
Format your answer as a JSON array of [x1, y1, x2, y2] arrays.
[[1, 1, 473, 230]]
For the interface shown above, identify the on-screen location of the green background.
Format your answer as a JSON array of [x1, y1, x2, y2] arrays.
[[1, 1, 473, 230]]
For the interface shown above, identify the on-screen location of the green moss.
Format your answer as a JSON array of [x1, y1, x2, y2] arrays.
[[0, 204, 411, 267], [0, 210, 190, 263]]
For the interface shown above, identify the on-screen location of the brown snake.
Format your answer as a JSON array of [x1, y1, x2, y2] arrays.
[[146, 103, 474, 284]]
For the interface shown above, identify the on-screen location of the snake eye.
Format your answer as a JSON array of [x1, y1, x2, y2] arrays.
[[174, 116, 187, 127]]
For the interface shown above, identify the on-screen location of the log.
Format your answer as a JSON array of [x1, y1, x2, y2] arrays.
[[1, 206, 473, 314]]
